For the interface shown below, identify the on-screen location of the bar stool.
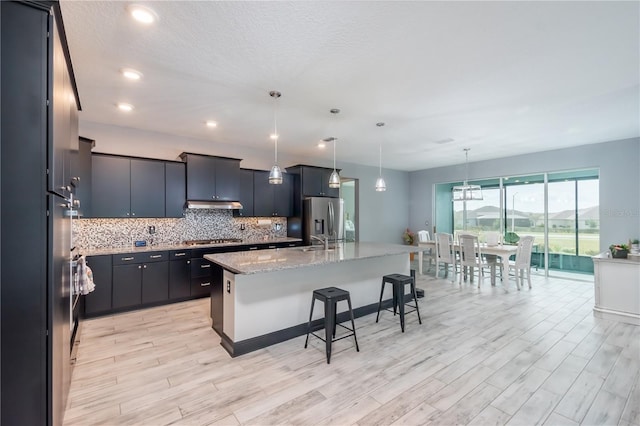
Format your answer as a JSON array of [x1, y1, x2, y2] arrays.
[[304, 287, 359, 364], [376, 270, 422, 332]]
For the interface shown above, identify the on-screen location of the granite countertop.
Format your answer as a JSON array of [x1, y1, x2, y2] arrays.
[[204, 242, 414, 275], [592, 252, 640, 263], [82, 237, 302, 257]]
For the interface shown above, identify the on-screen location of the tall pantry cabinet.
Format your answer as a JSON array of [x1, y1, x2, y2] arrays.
[[1, 2, 81, 425]]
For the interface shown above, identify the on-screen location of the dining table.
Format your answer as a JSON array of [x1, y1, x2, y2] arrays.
[[417, 241, 519, 287]]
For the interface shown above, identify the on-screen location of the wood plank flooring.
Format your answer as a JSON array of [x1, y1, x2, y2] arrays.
[[64, 271, 640, 425]]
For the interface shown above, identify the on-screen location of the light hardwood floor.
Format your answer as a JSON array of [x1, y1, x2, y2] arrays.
[[64, 270, 640, 425]]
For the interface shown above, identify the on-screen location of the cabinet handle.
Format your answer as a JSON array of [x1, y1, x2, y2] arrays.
[[187, 260, 190, 264], [249, 247, 258, 250], [126, 212, 130, 216], [200, 282, 211, 287], [132, 212, 136, 216], [174, 253, 186, 257], [200, 264, 211, 269], [288, 244, 296, 247], [122, 257, 135, 261], [149, 255, 162, 259], [268, 245, 276, 249], [138, 265, 141, 269], [143, 265, 147, 269]]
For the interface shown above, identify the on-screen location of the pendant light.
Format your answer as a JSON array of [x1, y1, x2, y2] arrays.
[[452, 148, 483, 201], [375, 122, 387, 192], [268, 90, 283, 184], [328, 108, 341, 188]]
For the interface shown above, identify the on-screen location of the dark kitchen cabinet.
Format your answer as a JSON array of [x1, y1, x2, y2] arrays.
[[130, 158, 165, 218], [253, 171, 293, 217], [180, 153, 241, 201], [112, 264, 142, 309], [92, 155, 131, 218], [234, 169, 254, 217], [70, 137, 94, 217], [169, 249, 191, 299], [112, 251, 169, 309], [84, 255, 112, 316], [141, 261, 169, 304], [297, 166, 340, 197], [92, 154, 176, 218], [165, 161, 186, 218]]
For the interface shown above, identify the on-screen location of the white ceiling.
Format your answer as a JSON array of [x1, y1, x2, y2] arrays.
[[60, 1, 639, 171]]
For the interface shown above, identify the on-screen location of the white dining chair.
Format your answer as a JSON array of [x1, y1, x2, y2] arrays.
[[509, 235, 535, 290], [417, 230, 435, 273], [435, 232, 456, 281], [458, 233, 487, 287]]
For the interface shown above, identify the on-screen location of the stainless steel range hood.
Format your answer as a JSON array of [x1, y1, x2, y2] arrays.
[[186, 200, 243, 210]]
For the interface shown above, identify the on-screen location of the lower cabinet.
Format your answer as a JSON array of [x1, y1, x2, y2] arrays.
[[112, 264, 142, 309], [169, 259, 191, 299], [142, 262, 169, 304], [84, 255, 112, 315]]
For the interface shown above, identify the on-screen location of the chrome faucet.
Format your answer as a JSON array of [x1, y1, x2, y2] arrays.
[[310, 234, 329, 250]]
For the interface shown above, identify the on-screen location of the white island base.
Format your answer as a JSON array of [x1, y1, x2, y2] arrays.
[[592, 252, 640, 325], [206, 244, 411, 356]]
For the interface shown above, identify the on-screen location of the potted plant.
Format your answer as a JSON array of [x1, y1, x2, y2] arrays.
[[631, 239, 639, 254], [609, 243, 630, 258], [403, 228, 416, 260]]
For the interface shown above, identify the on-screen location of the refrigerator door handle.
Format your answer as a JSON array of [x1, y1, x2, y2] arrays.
[[328, 202, 334, 237]]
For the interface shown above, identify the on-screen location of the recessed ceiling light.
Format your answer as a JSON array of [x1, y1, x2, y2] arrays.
[[117, 103, 134, 112], [128, 4, 157, 24], [206, 121, 217, 128], [121, 68, 143, 80]]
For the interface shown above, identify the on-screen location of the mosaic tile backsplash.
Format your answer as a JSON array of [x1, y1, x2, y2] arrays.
[[73, 209, 288, 250]]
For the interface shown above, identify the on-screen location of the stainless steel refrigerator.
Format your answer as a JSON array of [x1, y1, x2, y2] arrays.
[[303, 197, 344, 245]]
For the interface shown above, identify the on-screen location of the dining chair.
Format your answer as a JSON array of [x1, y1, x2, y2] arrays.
[[435, 232, 456, 281], [509, 235, 535, 290], [417, 230, 435, 272], [458, 233, 487, 287], [482, 231, 503, 278]]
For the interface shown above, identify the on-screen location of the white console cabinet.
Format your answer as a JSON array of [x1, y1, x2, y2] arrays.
[[592, 253, 640, 325]]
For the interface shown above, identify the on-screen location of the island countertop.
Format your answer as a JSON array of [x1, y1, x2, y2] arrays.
[[204, 242, 414, 275]]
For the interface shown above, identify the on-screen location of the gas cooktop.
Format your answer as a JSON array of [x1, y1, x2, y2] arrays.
[[184, 238, 243, 246]]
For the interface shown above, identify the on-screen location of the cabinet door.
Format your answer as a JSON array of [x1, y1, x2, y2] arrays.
[[73, 137, 93, 217], [321, 168, 340, 197], [214, 158, 240, 200], [235, 169, 254, 216], [165, 162, 185, 218], [302, 167, 323, 196], [253, 170, 275, 217], [142, 261, 169, 304], [130, 158, 165, 218], [169, 259, 191, 299], [91, 155, 130, 217], [185, 154, 215, 200], [273, 173, 293, 217], [84, 255, 112, 315], [112, 264, 142, 308]]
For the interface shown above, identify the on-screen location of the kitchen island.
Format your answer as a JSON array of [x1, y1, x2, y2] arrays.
[[205, 242, 413, 356], [592, 252, 640, 325]]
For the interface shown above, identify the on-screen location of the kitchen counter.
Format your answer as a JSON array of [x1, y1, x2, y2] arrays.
[[82, 237, 302, 256], [592, 252, 640, 325], [204, 242, 414, 275], [204, 242, 413, 357]]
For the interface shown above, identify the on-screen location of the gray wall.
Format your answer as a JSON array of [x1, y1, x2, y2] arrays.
[[409, 137, 640, 252]]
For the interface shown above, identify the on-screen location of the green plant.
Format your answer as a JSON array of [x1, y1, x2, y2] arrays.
[[609, 243, 629, 256], [632, 239, 639, 244], [403, 228, 415, 245]]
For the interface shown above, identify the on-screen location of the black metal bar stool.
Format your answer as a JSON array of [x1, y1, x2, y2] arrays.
[[376, 270, 422, 332], [304, 287, 359, 364]]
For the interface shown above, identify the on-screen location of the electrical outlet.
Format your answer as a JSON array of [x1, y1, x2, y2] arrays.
[[148, 225, 156, 234], [275, 223, 282, 231], [240, 223, 245, 231]]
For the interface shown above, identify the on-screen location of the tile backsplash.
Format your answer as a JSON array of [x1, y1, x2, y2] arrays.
[[73, 209, 287, 250]]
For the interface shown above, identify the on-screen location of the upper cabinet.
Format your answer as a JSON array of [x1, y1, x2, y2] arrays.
[[165, 162, 186, 218], [288, 165, 340, 198], [253, 171, 293, 217], [180, 153, 241, 201], [91, 154, 182, 218], [70, 137, 94, 217], [234, 169, 254, 217]]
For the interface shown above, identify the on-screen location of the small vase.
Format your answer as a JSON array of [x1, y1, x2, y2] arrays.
[[410, 252, 415, 261]]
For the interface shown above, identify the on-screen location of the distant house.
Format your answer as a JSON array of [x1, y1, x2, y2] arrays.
[[549, 206, 599, 230], [457, 206, 533, 228]]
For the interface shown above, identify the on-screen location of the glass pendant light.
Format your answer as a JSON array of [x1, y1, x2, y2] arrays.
[[268, 90, 283, 184], [328, 108, 340, 188], [375, 122, 387, 192], [452, 148, 483, 201]]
